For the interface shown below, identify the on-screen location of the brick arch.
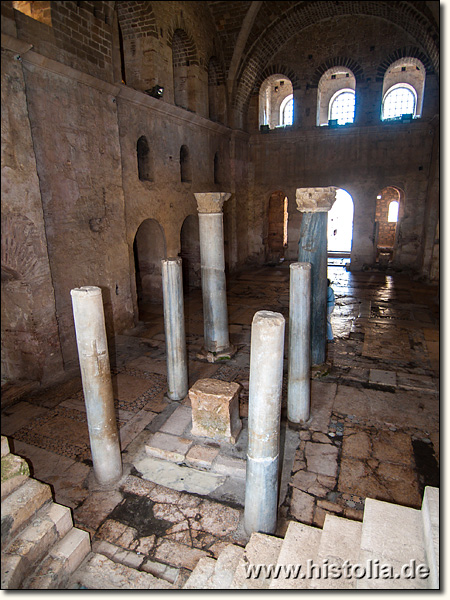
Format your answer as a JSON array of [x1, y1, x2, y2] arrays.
[[116, 1, 158, 41], [253, 64, 301, 94], [208, 55, 226, 87], [232, 1, 438, 122], [311, 58, 364, 89], [376, 47, 433, 81], [168, 26, 199, 67]]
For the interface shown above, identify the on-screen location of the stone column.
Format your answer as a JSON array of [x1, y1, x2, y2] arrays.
[[194, 192, 235, 362], [296, 187, 336, 365], [245, 310, 285, 535], [70, 286, 122, 486], [162, 258, 188, 401], [288, 262, 311, 423]]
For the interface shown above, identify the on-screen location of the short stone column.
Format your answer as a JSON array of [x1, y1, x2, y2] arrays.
[[189, 378, 242, 443], [296, 187, 336, 365], [70, 286, 122, 486], [288, 262, 311, 423], [162, 258, 188, 401], [195, 192, 236, 362], [245, 310, 285, 535]]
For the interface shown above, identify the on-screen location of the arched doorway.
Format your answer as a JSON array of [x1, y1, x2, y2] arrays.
[[267, 191, 288, 263], [374, 187, 402, 264], [180, 215, 201, 291], [327, 189, 354, 255], [133, 219, 166, 319]]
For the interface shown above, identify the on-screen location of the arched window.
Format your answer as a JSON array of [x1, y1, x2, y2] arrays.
[[388, 201, 399, 223], [214, 151, 220, 185], [317, 67, 356, 126], [172, 29, 195, 111], [258, 75, 293, 129], [380, 58, 425, 120], [180, 145, 191, 183], [280, 95, 293, 126], [137, 136, 152, 181], [382, 84, 416, 120], [329, 89, 355, 125]]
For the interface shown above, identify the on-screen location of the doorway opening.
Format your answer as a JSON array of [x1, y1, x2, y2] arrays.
[[327, 188, 354, 258], [375, 186, 401, 265], [133, 219, 166, 320], [267, 191, 288, 264], [180, 215, 201, 291]]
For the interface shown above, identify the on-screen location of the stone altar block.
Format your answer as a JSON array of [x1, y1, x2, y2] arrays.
[[189, 379, 242, 444]]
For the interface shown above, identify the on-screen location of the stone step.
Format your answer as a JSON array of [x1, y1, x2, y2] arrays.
[[357, 498, 429, 589], [25, 527, 91, 589], [1, 478, 53, 549], [183, 556, 217, 589], [1, 452, 30, 500], [183, 544, 246, 590], [421, 486, 439, 589], [211, 543, 245, 588], [1, 436, 10, 458], [231, 532, 283, 589], [68, 552, 176, 589], [269, 521, 322, 590], [309, 514, 363, 589], [1, 503, 73, 589]]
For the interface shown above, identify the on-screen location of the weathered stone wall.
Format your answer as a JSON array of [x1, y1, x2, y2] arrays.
[[248, 122, 435, 270], [18, 60, 133, 372], [1, 46, 64, 383], [0, 2, 439, 385]]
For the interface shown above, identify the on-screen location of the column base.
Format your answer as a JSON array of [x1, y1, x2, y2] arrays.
[[196, 344, 237, 363]]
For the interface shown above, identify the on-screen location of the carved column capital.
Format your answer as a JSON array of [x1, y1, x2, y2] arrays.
[[295, 187, 337, 213], [195, 192, 231, 214]]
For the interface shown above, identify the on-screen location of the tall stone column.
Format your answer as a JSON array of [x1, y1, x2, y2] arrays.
[[194, 192, 236, 362], [70, 286, 122, 486], [245, 310, 285, 535], [288, 262, 311, 423], [296, 187, 336, 365], [162, 258, 188, 401]]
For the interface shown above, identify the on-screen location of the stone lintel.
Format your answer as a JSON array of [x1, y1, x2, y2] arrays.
[[295, 187, 337, 213], [194, 192, 232, 214], [189, 378, 242, 444]]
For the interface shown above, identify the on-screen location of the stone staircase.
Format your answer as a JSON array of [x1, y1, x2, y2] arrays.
[[1, 432, 439, 590], [183, 486, 439, 590], [1, 436, 90, 589]]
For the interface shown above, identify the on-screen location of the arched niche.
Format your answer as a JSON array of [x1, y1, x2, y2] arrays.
[[133, 219, 166, 318], [180, 215, 201, 291]]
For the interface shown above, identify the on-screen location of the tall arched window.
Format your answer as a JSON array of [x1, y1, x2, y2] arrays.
[[329, 89, 355, 125], [213, 151, 220, 185], [180, 145, 191, 183], [137, 136, 152, 181], [382, 84, 416, 120], [388, 201, 399, 222], [280, 95, 293, 126]]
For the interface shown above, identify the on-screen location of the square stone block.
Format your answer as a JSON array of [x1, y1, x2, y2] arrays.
[[189, 379, 242, 444]]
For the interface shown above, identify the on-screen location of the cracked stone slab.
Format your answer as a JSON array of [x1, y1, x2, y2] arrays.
[[133, 455, 226, 495]]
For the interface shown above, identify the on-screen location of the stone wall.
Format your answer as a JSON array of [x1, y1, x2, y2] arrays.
[[0, 2, 439, 384]]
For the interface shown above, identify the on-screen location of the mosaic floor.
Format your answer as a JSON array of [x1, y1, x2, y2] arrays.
[[1, 261, 440, 584]]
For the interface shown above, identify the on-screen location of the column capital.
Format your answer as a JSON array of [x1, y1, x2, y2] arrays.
[[195, 192, 231, 214], [295, 187, 337, 212]]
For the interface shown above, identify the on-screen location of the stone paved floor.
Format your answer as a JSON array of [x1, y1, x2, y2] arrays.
[[1, 261, 440, 586]]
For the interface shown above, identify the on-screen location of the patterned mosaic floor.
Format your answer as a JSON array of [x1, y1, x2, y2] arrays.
[[1, 262, 439, 580]]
